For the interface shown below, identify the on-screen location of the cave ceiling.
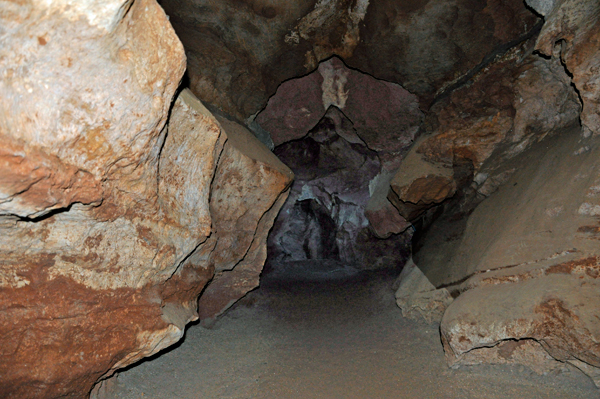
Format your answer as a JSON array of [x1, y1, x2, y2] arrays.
[[159, 0, 540, 120]]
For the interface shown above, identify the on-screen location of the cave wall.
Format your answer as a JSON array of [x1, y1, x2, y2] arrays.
[[2, 0, 600, 396], [0, 1, 291, 397], [257, 57, 423, 272], [389, 0, 600, 386], [160, 0, 539, 120]]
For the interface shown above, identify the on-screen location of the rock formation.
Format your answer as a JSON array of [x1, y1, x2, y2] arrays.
[[259, 58, 421, 272], [2, 0, 600, 395], [161, 0, 539, 120], [0, 2, 290, 397]]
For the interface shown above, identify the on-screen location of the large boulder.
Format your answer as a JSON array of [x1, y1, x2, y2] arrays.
[[197, 116, 293, 323], [0, 2, 291, 396], [436, 125, 600, 385]]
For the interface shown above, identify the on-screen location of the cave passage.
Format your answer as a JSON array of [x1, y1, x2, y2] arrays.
[[4, 0, 600, 397]]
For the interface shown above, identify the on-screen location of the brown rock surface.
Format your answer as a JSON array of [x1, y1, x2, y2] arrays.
[[388, 138, 457, 222], [534, 0, 600, 136], [430, 125, 600, 385], [0, 1, 291, 394], [441, 270, 600, 385], [394, 258, 453, 324], [197, 116, 293, 323], [392, 46, 580, 223], [160, 0, 538, 119], [421, 52, 579, 171], [256, 56, 422, 161]]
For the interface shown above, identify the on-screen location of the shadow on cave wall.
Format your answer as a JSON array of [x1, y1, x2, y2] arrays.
[[263, 106, 413, 282]]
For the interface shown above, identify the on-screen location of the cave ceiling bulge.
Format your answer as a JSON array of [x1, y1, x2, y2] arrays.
[[159, 0, 539, 119]]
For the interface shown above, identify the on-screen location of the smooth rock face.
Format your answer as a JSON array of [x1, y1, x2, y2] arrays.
[[0, 2, 291, 396], [161, 0, 538, 119]]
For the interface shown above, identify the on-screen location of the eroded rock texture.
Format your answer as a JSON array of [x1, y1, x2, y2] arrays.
[[0, 2, 290, 397], [395, 4, 599, 383], [161, 0, 539, 120], [390, 46, 581, 231], [532, 0, 600, 136], [261, 58, 421, 272]]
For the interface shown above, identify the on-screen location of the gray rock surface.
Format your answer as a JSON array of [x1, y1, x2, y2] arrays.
[[394, 258, 453, 324]]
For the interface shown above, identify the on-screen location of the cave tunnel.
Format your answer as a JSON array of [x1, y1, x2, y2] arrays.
[[1, 0, 600, 398]]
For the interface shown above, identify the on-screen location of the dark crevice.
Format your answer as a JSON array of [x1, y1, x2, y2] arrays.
[[13, 202, 78, 223]]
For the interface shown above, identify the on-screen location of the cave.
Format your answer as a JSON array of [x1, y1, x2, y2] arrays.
[[1, 0, 600, 398]]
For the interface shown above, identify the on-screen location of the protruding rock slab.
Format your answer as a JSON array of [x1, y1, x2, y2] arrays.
[[441, 266, 600, 384], [426, 126, 600, 385], [394, 258, 453, 324], [388, 139, 456, 222], [197, 116, 293, 323]]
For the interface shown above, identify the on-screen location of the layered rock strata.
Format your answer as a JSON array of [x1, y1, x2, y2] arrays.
[[439, 127, 600, 386], [0, 2, 291, 397]]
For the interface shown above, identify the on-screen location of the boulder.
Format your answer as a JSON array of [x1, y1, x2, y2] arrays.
[[0, 2, 292, 394], [0, 1, 188, 396], [388, 139, 457, 222], [197, 116, 293, 323], [433, 125, 600, 385], [394, 259, 453, 324]]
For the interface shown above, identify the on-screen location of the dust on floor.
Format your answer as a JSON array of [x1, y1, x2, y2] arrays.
[[105, 270, 599, 399]]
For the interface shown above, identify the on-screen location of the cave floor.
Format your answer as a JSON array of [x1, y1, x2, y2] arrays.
[[108, 269, 599, 399]]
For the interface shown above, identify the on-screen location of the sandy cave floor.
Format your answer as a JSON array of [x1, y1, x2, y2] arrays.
[[105, 268, 600, 399]]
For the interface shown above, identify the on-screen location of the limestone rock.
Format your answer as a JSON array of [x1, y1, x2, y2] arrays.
[[266, 107, 412, 272], [388, 138, 457, 222], [257, 58, 422, 249], [257, 57, 423, 162], [0, 1, 191, 396], [420, 52, 579, 173], [0, 3, 292, 394], [197, 116, 293, 323], [525, 0, 558, 16], [535, 0, 600, 136], [161, 0, 538, 119], [394, 259, 453, 324], [441, 267, 600, 385], [421, 124, 600, 384], [365, 170, 412, 239]]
